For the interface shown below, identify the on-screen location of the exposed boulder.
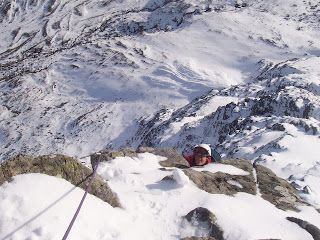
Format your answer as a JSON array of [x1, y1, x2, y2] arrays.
[[137, 147, 190, 168], [255, 164, 305, 211], [90, 148, 138, 166], [182, 207, 224, 240], [91, 147, 189, 169], [286, 217, 320, 240], [182, 160, 256, 195], [220, 159, 254, 173], [0, 154, 121, 207]]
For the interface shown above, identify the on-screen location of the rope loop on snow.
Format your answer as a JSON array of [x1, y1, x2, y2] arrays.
[[61, 152, 102, 240]]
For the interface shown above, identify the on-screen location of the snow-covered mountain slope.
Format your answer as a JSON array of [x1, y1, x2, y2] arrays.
[[1, 0, 320, 159], [1, 153, 320, 240], [0, 0, 320, 216], [130, 56, 320, 207]]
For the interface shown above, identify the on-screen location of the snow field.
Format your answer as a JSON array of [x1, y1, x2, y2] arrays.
[[1, 153, 320, 240]]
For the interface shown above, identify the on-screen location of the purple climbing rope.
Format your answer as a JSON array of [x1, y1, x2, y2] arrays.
[[61, 153, 101, 240]]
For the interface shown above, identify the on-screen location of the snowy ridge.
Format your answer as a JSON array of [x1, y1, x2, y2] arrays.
[[132, 57, 320, 146]]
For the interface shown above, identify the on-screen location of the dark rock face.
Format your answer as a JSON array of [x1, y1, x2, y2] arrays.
[[0, 154, 121, 207], [267, 123, 286, 131], [185, 207, 216, 223], [182, 160, 256, 195], [183, 207, 224, 240], [286, 217, 320, 240], [255, 165, 304, 211]]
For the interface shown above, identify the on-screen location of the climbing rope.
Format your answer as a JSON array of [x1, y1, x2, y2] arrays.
[[61, 152, 102, 240]]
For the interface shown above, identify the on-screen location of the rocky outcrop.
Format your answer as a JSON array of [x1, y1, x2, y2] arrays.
[[2, 149, 307, 212], [154, 154, 305, 211], [137, 147, 190, 168], [255, 164, 305, 211], [182, 207, 224, 240], [221, 159, 254, 173], [181, 159, 256, 195], [94, 149, 306, 211], [286, 217, 320, 240], [0, 154, 121, 207], [183, 167, 256, 195], [91, 148, 138, 166], [90, 147, 190, 169]]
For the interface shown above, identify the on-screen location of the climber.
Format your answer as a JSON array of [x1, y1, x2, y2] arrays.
[[183, 144, 222, 167], [183, 144, 213, 167]]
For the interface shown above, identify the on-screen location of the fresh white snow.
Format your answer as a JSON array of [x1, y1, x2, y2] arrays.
[[1, 0, 320, 238], [1, 153, 319, 240]]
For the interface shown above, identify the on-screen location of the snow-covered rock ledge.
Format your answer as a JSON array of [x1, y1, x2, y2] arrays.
[[0, 154, 120, 207], [1, 149, 320, 240], [92, 148, 307, 211]]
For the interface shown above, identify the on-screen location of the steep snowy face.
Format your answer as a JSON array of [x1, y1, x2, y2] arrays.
[[0, 0, 320, 161]]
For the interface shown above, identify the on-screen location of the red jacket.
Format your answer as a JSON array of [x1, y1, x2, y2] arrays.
[[183, 154, 212, 167]]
